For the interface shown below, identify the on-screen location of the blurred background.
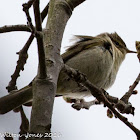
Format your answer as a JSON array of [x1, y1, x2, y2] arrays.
[[0, 0, 140, 140]]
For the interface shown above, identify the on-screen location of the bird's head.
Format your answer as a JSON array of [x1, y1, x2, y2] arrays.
[[108, 32, 136, 55]]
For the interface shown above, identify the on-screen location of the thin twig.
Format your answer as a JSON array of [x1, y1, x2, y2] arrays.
[[19, 107, 29, 140], [23, 3, 36, 34], [6, 34, 34, 91], [121, 73, 140, 103], [0, 2, 49, 35], [5, 1, 37, 137], [103, 89, 135, 115], [23, 0, 36, 9], [71, 89, 135, 115], [41, 3, 49, 21], [0, 25, 31, 33], [6, 2, 49, 91]]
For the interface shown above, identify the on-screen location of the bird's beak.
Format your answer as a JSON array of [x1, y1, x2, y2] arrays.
[[126, 48, 137, 53]]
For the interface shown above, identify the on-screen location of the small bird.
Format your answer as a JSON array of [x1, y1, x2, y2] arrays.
[[57, 32, 136, 98], [0, 32, 136, 114]]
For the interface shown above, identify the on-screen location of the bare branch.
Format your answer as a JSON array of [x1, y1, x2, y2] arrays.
[[6, 3, 50, 91], [63, 64, 140, 139], [3, 10, 34, 136], [23, 0, 36, 9], [102, 89, 135, 115], [121, 73, 140, 103], [19, 107, 29, 140], [136, 41, 140, 62], [6, 34, 34, 92], [0, 1, 49, 34], [0, 25, 31, 33], [41, 3, 49, 21], [66, 0, 86, 8], [29, 0, 87, 137], [33, 0, 46, 79], [23, 3, 35, 34], [2, 2, 49, 90], [0, 86, 32, 114], [70, 88, 135, 115]]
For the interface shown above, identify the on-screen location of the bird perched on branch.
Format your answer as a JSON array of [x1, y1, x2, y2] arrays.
[[0, 32, 136, 114], [57, 32, 136, 98]]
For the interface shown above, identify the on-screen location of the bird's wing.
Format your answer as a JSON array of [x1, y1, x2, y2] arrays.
[[62, 35, 105, 63]]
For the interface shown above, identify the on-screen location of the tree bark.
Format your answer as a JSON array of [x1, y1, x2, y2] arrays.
[[29, 0, 85, 139]]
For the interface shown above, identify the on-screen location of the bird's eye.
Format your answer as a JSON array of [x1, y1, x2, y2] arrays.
[[114, 41, 120, 46]]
